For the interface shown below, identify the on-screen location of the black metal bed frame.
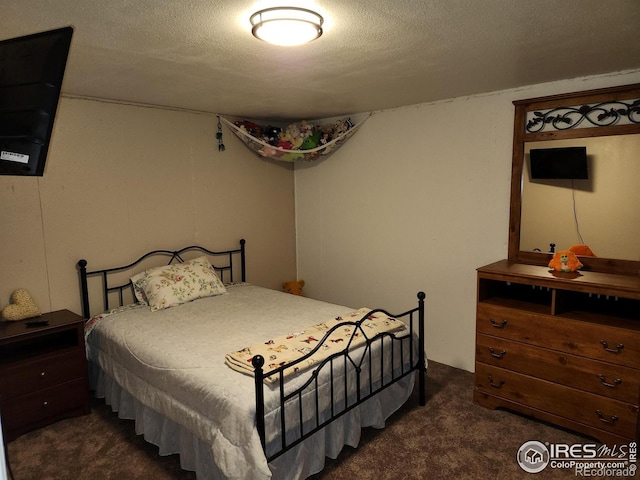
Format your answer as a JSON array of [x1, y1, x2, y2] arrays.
[[77, 240, 246, 319], [76, 238, 426, 462]]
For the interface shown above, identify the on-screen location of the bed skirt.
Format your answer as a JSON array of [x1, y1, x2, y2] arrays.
[[88, 360, 418, 480]]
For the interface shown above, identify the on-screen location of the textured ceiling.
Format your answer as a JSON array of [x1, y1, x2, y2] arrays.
[[2, 0, 640, 121]]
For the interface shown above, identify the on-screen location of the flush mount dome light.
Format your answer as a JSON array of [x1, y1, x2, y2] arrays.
[[250, 7, 323, 46]]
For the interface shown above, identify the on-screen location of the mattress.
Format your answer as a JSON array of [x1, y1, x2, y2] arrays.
[[85, 284, 417, 480]]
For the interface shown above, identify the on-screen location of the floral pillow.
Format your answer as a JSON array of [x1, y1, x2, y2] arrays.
[[130, 256, 227, 311]]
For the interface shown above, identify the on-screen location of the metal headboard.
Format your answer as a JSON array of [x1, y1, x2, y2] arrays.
[[77, 239, 246, 319]]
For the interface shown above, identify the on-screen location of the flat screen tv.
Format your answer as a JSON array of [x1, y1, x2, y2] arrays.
[[529, 146, 588, 180], [0, 27, 73, 176]]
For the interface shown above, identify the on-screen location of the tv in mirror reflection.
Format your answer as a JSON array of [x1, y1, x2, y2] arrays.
[[529, 146, 588, 180]]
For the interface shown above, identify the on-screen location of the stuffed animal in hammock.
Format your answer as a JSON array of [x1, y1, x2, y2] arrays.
[[548, 250, 583, 272]]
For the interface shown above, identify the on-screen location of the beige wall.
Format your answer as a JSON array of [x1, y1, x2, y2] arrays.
[[0, 98, 297, 317], [522, 136, 640, 260], [294, 70, 640, 373], [2, 71, 639, 373]]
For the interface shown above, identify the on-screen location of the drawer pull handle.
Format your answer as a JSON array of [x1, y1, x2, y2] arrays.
[[487, 375, 504, 388], [43, 401, 49, 408], [489, 348, 506, 359], [490, 318, 507, 329], [595, 410, 618, 425], [598, 375, 622, 388], [40, 371, 46, 377], [600, 340, 624, 354]]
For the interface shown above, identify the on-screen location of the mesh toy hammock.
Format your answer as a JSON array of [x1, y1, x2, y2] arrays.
[[218, 113, 370, 163]]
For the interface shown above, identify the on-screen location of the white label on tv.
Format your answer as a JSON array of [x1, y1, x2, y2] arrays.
[[0, 151, 29, 164]]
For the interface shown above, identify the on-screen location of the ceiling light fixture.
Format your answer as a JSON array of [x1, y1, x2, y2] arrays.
[[250, 7, 323, 46]]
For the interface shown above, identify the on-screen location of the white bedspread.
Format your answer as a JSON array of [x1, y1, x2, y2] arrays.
[[85, 284, 418, 480]]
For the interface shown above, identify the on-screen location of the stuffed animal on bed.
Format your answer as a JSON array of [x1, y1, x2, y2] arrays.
[[283, 280, 305, 296], [1, 288, 41, 321], [548, 250, 583, 272]]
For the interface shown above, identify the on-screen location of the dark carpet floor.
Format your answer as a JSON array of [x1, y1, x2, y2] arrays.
[[7, 360, 613, 479]]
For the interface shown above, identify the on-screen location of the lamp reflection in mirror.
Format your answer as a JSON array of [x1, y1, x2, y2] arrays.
[[250, 7, 323, 46]]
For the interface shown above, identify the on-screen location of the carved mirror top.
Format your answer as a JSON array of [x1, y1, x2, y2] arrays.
[[508, 83, 640, 276], [525, 98, 639, 133]]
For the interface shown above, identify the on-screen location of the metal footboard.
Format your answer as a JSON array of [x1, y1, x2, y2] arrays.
[[253, 291, 426, 461]]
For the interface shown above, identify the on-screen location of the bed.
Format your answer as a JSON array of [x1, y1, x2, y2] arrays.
[[78, 239, 426, 480]]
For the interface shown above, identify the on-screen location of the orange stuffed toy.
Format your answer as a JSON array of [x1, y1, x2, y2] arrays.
[[569, 244, 596, 257], [548, 250, 583, 272], [283, 279, 305, 296]]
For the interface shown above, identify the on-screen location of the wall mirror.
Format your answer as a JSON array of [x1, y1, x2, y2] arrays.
[[508, 83, 640, 275]]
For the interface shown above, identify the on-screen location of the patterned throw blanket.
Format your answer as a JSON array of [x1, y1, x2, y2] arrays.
[[225, 308, 407, 383]]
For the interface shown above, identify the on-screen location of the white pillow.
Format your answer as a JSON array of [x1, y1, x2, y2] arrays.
[[130, 256, 226, 311]]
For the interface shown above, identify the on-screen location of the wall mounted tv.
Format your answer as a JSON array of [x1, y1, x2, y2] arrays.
[[529, 146, 588, 180], [0, 27, 73, 176]]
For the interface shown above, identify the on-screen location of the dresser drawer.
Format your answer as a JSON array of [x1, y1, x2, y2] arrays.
[[1, 378, 88, 433], [476, 333, 640, 404], [0, 350, 85, 400], [475, 363, 639, 439], [477, 303, 640, 368]]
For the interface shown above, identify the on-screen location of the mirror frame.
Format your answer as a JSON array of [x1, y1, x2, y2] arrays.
[[508, 83, 640, 276]]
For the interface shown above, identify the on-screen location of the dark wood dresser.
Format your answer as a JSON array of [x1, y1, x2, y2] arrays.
[[474, 260, 640, 445], [0, 309, 90, 441]]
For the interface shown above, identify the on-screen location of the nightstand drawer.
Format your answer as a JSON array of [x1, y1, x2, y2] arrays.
[[476, 333, 640, 404], [477, 303, 640, 367], [475, 363, 639, 439], [1, 378, 88, 433], [0, 350, 85, 400]]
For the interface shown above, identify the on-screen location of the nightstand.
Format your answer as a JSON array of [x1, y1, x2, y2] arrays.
[[0, 310, 90, 441]]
